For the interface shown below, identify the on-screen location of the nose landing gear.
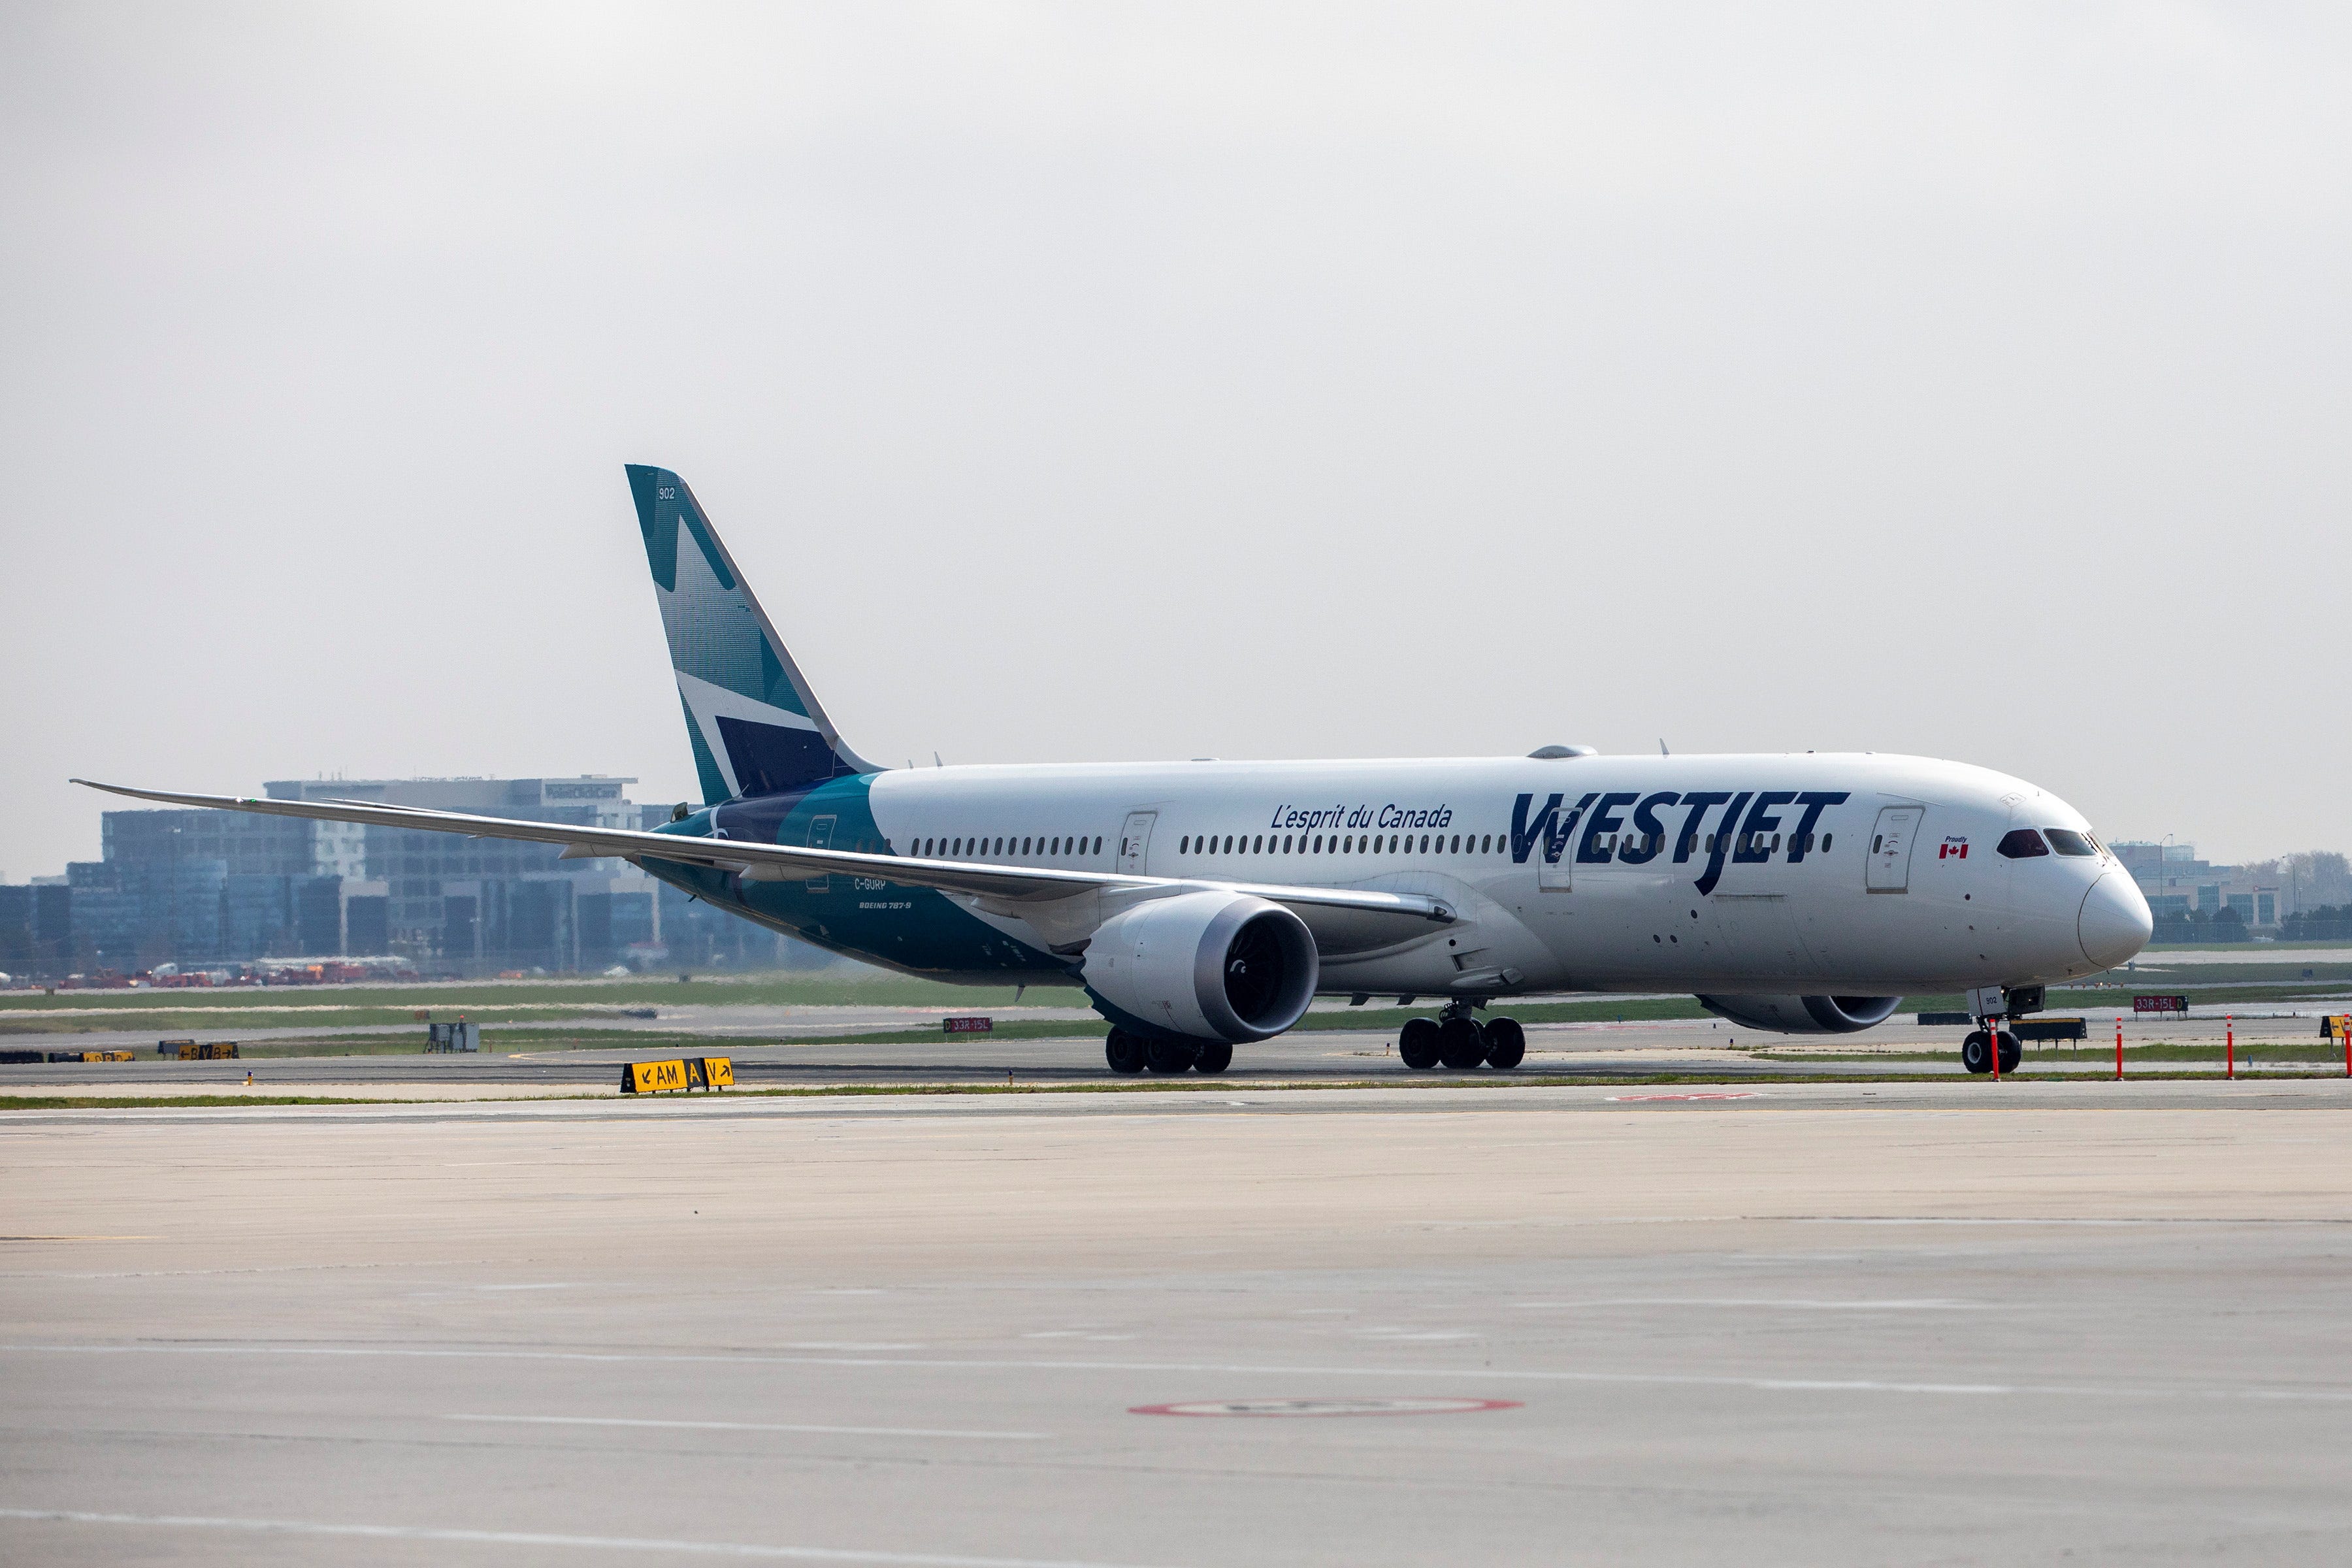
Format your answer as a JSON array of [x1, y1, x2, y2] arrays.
[[1399, 1003, 1525, 1071], [1961, 1029, 2021, 1075]]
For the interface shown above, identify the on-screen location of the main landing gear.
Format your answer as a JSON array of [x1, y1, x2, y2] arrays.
[[1399, 1004, 1524, 1071], [1961, 1029, 2021, 1075], [1104, 1028, 1233, 1076]]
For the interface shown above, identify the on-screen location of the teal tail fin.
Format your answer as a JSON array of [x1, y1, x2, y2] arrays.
[[625, 465, 877, 802]]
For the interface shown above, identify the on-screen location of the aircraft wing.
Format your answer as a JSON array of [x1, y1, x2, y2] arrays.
[[70, 781, 1456, 928]]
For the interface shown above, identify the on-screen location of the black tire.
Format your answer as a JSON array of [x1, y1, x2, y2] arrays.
[[1437, 1015, 1487, 1070], [1145, 1036, 1200, 1075], [1961, 1030, 1992, 1075], [1105, 1028, 1147, 1075], [1399, 1017, 1441, 1070], [1997, 1031, 2021, 1074], [1194, 1041, 1233, 1075], [1484, 1016, 1526, 1070]]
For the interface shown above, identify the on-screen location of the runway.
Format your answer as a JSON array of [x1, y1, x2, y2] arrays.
[[5, 1081, 2352, 1565]]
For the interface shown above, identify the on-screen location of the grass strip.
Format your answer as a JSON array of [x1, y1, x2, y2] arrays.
[[0, 1094, 410, 1109], [1771, 1044, 2349, 1065], [0, 975, 1043, 1017]]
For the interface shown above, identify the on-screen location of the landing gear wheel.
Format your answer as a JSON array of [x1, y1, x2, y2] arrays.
[[1193, 1041, 1233, 1075], [1997, 1031, 2021, 1075], [1961, 1030, 1992, 1075], [1437, 1015, 1488, 1070], [1145, 1036, 1200, 1075], [1399, 1017, 1441, 1071], [1105, 1028, 1147, 1075], [1483, 1016, 1526, 1070]]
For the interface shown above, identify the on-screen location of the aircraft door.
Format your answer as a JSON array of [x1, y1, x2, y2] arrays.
[[1117, 811, 1158, 875], [806, 814, 836, 892], [1865, 806, 1922, 893]]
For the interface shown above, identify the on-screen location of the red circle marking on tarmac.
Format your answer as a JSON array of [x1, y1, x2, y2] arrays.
[[1130, 1397, 1520, 1418], [1605, 1092, 1759, 1102]]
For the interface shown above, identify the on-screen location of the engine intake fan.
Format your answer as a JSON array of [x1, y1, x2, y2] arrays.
[[1084, 891, 1319, 1043]]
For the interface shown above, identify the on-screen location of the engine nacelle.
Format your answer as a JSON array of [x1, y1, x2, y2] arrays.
[[1695, 994, 1903, 1034], [1083, 891, 1318, 1044]]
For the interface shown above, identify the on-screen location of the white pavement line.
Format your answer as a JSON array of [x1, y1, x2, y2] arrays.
[[0, 1508, 1160, 1565], [1507, 1298, 1993, 1311], [447, 1414, 1047, 1440], [10, 1341, 2352, 1404]]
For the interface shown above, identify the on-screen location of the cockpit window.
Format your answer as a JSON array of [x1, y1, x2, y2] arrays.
[[1997, 828, 2050, 859], [2043, 828, 2096, 857]]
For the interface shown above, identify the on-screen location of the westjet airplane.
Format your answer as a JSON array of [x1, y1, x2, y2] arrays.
[[81, 465, 2152, 1077]]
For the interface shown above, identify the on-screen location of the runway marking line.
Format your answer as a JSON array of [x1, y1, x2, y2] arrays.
[[1606, 1092, 1758, 1102], [11, 1341, 2352, 1405], [1132, 1397, 1518, 1418], [447, 1414, 1046, 1441], [0, 1507, 1163, 1567], [1507, 1298, 1988, 1311]]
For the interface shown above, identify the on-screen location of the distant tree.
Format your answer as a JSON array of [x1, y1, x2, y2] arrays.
[[2281, 904, 2352, 941], [2244, 852, 2352, 913]]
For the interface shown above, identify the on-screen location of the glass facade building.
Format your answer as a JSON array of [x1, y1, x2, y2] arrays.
[[5, 774, 836, 979]]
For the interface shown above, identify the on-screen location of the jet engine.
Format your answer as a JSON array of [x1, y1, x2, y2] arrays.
[[1083, 891, 1318, 1043], [1695, 994, 1903, 1034]]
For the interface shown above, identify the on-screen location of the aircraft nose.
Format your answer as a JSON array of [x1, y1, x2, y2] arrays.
[[2079, 872, 2153, 969]]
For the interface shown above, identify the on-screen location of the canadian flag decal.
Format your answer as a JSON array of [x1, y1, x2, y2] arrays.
[[1938, 836, 1969, 859]]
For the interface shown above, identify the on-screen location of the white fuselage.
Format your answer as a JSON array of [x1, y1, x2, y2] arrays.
[[860, 751, 2151, 998]]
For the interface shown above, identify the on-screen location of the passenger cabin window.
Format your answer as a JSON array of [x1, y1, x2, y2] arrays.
[[2044, 828, 2097, 857], [1997, 828, 2050, 859]]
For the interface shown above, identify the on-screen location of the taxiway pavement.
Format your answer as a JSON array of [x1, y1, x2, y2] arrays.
[[5, 1080, 2351, 1565]]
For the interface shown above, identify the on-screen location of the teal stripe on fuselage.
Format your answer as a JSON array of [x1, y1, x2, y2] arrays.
[[640, 775, 1073, 985]]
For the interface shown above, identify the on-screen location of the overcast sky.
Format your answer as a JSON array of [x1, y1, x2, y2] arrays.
[[3, 2, 2346, 879]]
